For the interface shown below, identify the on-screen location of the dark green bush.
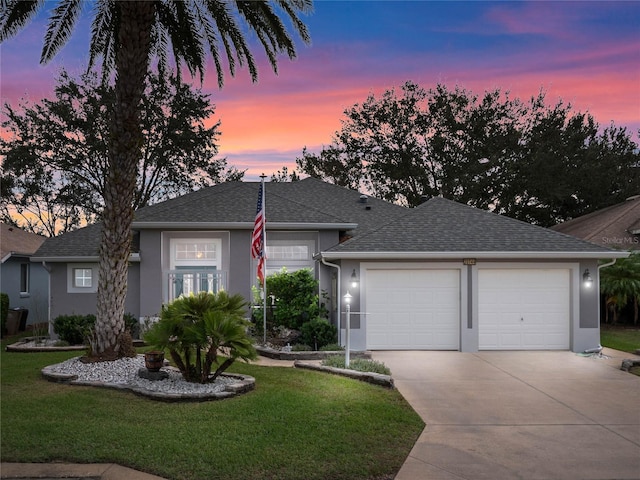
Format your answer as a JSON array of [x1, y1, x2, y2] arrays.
[[123, 312, 139, 338], [1, 292, 9, 336], [300, 318, 337, 350], [292, 343, 312, 351], [53, 313, 138, 344], [254, 269, 328, 330], [320, 343, 344, 352], [53, 314, 96, 345]]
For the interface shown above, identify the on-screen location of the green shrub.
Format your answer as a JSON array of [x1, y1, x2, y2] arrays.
[[53, 313, 139, 345], [320, 343, 344, 352], [123, 312, 139, 338], [291, 343, 312, 351], [322, 355, 391, 375], [53, 314, 96, 345], [253, 268, 328, 330], [145, 291, 257, 383], [300, 318, 337, 350], [0, 292, 9, 336]]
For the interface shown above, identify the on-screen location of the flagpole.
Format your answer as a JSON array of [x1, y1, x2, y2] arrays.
[[260, 174, 267, 345]]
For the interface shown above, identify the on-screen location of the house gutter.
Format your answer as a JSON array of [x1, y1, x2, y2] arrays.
[[317, 254, 342, 345], [132, 221, 358, 231], [318, 251, 630, 261], [31, 254, 141, 263], [598, 258, 618, 272]]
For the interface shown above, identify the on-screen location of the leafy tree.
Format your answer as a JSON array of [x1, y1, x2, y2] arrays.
[[0, 0, 312, 357], [1, 70, 243, 236], [297, 81, 639, 225], [145, 291, 257, 383], [270, 166, 300, 182], [501, 95, 640, 226], [600, 253, 640, 326]]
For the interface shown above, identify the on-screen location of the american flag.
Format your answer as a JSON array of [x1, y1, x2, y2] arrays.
[[251, 181, 266, 284]]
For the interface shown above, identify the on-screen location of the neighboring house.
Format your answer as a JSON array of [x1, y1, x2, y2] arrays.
[[32, 178, 628, 352], [551, 195, 640, 251], [0, 223, 48, 328]]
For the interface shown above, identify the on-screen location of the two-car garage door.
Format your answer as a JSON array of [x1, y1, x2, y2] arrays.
[[364, 267, 571, 351]]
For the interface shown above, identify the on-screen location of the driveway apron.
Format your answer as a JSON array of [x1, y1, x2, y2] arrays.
[[373, 350, 640, 480]]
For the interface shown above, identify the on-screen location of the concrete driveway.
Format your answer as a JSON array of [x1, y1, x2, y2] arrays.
[[372, 349, 640, 480]]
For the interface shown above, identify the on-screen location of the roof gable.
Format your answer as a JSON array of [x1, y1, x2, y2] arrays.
[[132, 178, 406, 234], [324, 196, 622, 257], [1, 223, 46, 262]]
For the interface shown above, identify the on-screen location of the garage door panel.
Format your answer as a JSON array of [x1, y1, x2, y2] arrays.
[[479, 269, 570, 350], [365, 269, 460, 350]]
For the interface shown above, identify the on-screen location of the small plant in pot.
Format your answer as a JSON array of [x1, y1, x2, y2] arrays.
[[144, 291, 257, 383]]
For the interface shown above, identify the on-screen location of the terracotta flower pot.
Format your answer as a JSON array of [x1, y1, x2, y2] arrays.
[[144, 351, 165, 372]]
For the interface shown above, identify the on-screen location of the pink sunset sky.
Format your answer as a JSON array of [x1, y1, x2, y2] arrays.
[[1, 1, 639, 180]]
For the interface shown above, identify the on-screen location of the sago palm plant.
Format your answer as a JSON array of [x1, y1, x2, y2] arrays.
[[145, 291, 257, 383]]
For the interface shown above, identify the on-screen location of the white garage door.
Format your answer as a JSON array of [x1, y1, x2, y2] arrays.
[[478, 269, 570, 350], [365, 269, 460, 350]]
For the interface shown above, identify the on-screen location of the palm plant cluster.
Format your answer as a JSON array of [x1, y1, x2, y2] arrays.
[[600, 253, 640, 326], [145, 291, 257, 383], [0, 0, 312, 358]]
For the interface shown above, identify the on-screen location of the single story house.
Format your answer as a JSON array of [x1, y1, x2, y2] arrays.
[[32, 178, 628, 352], [1, 223, 48, 330]]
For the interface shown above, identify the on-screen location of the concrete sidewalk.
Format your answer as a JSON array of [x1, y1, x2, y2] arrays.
[[373, 348, 640, 480], [0, 463, 167, 479]]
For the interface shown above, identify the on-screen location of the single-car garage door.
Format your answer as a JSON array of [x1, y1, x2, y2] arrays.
[[365, 269, 460, 350], [478, 269, 570, 350]]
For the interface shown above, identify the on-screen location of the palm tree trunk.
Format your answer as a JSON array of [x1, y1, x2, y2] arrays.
[[94, 2, 155, 356]]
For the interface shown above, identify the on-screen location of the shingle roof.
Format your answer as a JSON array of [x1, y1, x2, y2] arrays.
[[551, 195, 640, 250], [33, 180, 621, 260], [33, 179, 406, 259], [32, 223, 104, 259], [323, 197, 621, 257], [0, 223, 46, 261], [132, 178, 405, 232]]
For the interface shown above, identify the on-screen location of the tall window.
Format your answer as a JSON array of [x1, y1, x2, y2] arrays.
[[20, 263, 30, 294], [169, 238, 222, 298]]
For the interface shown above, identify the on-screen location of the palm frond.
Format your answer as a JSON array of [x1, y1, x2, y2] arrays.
[[156, 1, 205, 81], [88, 0, 118, 81], [41, 0, 84, 63], [192, 1, 227, 87], [150, 22, 171, 81], [0, 0, 44, 42], [274, 0, 312, 44]]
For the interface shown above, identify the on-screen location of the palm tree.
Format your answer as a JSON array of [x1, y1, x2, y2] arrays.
[[0, 0, 312, 358], [600, 253, 640, 326]]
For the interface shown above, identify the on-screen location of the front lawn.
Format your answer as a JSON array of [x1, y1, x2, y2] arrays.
[[600, 325, 640, 354], [0, 343, 424, 480]]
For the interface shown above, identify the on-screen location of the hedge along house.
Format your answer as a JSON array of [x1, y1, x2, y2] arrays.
[[32, 178, 627, 352]]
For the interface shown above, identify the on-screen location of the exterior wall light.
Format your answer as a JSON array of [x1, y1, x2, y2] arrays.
[[583, 269, 593, 288], [350, 269, 359, 289]]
